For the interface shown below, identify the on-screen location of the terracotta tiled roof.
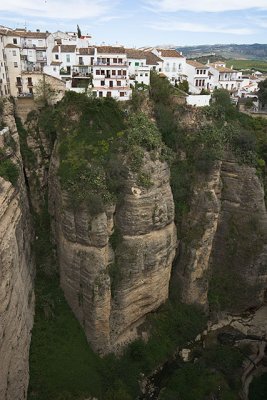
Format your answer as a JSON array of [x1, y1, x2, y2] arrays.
[[52, 45, 76, 53], [187, 60, 208, 68], [5, 43, 20, 48], [79, 47, 95, 55], [96, 46, 126, 54], [159, 49, 184, 58], [145, 51, 162, 65], [125, 48, 146, 59], [10, 30, 49, 38], [209, 63, 237, 73]]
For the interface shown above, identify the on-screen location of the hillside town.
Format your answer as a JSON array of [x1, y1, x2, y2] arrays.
[[0, 25, 265, 108]]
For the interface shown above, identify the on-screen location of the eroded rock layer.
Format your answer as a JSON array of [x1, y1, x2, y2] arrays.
[[49, 148, 177, 353], [0, 102, 34, 400]]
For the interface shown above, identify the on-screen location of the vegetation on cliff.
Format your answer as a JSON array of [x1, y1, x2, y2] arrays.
[[26, 81, 267, 399]]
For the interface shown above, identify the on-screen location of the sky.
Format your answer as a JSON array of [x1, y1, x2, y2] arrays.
[[0, 0, 267, 47]]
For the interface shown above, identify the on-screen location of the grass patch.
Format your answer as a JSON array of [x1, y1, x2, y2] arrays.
[[225, 59, 267, 73]]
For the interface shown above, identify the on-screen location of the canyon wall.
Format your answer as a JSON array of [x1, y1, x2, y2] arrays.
[[0, 101, 35, 400], [49, 147, 177, 354]]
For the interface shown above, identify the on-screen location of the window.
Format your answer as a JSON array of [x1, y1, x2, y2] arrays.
[[101, 80, 105, 86], [112, 70, 116, 75], [66, 54, 70, 63], [140, 73, 143, 77], [109, 81, 113, 87], [107, 91, 112, 97], [119, 92, 125, 97], [53, 67, 56, 71], [14, 62, 18, 68], [29, 87, 33, 94], [178, 63, 182, 70], [195, 79, 198, 86], [123, 70, 126, 76], [135, 62, 139, 66], [117, 81, 121, 86], [55, 54, 59, 60], [101, 70, 105, 75], [203, 70, 206, 74], [145, 73, 148, 76], [28, 77, 32, 86], [118, 58, 123, 64], [113, 58, 117, 63], [96, 70, 100, 75], [118, 70, 121, 75], [197, 69, 199, 74], [13, 38, 17, 44], [12, 50, 16, 56], [99, 91, 103, 97], [79, 57, 83, 65]]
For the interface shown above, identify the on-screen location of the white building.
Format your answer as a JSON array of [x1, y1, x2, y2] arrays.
[[151, 49, 186, 84], [208, 61, 242, 92], [126, 49, 150, 86], [0, 27, 10, 96], [185, 60, 209, 94], [91, 46, 131, 100]]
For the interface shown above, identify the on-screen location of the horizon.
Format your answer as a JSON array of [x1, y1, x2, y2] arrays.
[[1, 1, 267, 47]]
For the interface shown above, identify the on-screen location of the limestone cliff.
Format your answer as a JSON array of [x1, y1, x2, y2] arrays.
[[49, 146, 177, 354], [0, 101, 34, 400], [175, 157, 267, 313]]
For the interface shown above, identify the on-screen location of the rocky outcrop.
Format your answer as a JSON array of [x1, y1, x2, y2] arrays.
[[49, 148, 177, 353], [175, 158, 267, 313], [0, 101, 35, 400]]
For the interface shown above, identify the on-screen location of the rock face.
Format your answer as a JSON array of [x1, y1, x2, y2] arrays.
[[175, 158, 267, 313], [0, 102, 34, 400], [49, 148, 177, 353]]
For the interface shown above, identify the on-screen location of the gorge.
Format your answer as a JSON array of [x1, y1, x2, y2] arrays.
[[1, 77, 267, 400]]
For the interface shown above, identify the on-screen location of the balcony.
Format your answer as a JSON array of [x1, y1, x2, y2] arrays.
[[93, 60, 128, 67], [94, 74, 127, 79], [16, 81, 22, 87]]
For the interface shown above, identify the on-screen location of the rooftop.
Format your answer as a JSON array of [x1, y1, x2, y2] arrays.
[[187, 60, 208, 68], [52, 45, 76, 53], [159, 49, 184, 58], [125, 48, 146, 59], [96, 46, 126, 54]]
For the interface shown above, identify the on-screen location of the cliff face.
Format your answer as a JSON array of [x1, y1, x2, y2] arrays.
[[0, 102, 34, 400], [49, 147, 177, 353], [175, 157, 267, 313]]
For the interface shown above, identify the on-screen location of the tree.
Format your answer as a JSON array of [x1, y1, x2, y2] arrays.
[[34, 75, 57, 107], [177, 79, 189, 93], [77, 24, 81, 38], [257, 79, 267, 108]]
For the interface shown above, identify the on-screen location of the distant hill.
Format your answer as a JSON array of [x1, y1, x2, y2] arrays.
[[177, 44, 267, 60]]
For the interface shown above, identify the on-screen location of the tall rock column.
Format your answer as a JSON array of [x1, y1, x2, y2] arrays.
[[0, 101, 35, 400]]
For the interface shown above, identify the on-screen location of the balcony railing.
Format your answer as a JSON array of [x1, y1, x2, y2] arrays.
[[93, 61, 128, 67], [94, 75, 127, 79]]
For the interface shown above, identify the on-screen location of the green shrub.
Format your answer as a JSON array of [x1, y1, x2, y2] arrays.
[[0, 157, 19, 185]]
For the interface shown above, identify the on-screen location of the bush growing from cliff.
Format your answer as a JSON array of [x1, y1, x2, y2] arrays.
[[0, 154, 19, 186]]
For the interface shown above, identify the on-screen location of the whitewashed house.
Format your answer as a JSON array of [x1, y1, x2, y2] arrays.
[[185, 60, 209, 94], [126, 49, 150, 86], [0, 27, 10, 96], [91, 46, 131, 100], [152, 49, 186, 84], [208, 62, 242, 92]]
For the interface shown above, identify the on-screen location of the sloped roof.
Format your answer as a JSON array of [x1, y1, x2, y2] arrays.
[[5, 43, 20, 48], [159, 49, 184, 58], [187, 60, 208, 68], [209, 63, 237, 73], [52, 45, 76, 53], [125, 48, 146, 59], [145, 51, 162, 65], [79, 47, 95, 55], [10, 30, 49, 38], [96, 46, 126, 54]]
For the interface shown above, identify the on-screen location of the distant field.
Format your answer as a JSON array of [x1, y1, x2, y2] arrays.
[[225, 59, 267, 72]]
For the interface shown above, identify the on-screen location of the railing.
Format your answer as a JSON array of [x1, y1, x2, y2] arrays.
[[94, 75, 127, 79], [93, 61, 128, 67], [16, 82, 22, 87]]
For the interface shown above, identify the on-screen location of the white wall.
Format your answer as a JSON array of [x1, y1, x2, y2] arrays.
[[186, 95, 211, 107]]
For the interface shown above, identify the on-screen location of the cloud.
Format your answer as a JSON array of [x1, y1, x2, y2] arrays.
[[0, 0, 117, 19], [144, 0, 267, 13], [149, 20, 254, 35]]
